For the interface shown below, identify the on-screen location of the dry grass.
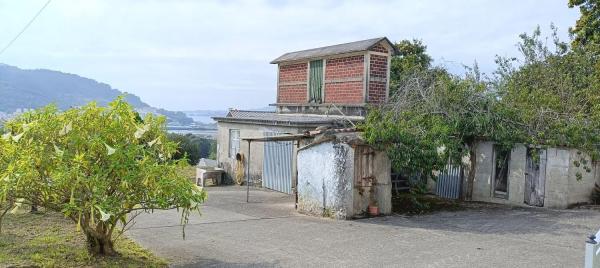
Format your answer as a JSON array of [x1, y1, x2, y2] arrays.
[[0, 209, 167, 268]]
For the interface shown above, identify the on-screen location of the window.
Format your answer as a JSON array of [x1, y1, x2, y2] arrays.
[[229, 129, 240, 158], [308, 59, 323, 103], [493, 145, 510, 198]]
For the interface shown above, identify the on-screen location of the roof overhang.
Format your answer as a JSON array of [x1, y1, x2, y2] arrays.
[[270, 37, 398, 64]]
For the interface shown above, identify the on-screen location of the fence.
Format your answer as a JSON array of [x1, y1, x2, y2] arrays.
[[435, 164, 463, 199]]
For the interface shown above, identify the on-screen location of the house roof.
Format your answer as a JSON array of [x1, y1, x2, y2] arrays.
[[270, 37, 397, 64], [213, 110, 362, 127]]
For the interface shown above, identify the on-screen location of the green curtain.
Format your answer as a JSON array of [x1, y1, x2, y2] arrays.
[[309, 60, 323, 103]]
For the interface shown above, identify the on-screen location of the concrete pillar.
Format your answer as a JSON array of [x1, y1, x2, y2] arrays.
[[544, 148, 570, 208], [507, 144, 526, 205], [472, 141, 494, 202]]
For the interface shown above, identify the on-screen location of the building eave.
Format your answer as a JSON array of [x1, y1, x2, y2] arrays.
[[212, 117, 335, 127]]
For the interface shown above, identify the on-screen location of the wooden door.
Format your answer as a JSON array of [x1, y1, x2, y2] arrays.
[[524, 148, 547, 207]]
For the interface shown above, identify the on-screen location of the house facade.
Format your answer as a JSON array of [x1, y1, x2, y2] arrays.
[[214, 37, 396, 194], [272, 37, 395, 116]]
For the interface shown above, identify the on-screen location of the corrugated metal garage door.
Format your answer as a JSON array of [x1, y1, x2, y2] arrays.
[[262, 132, 293, 194]]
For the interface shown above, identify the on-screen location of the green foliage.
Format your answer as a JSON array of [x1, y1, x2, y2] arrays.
[[569, 0, 600, 48], [363, 67, 503, 177], [495, 26, 600, 162], [389, 40, 440, 95], [0, 97, 207, 255], [364, 26, 600, 199], [168, 133, 217, 165]]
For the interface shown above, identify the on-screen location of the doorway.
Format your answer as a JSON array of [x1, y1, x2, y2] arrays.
[[524, 148, 547, 207]]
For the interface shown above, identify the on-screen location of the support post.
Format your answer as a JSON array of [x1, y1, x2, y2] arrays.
[[585, 235, 599, 268], [295, 140, 299, 209], [247, 140, 251, 203]]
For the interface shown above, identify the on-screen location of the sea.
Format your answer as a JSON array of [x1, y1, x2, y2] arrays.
[[166, 112, 221, 139]]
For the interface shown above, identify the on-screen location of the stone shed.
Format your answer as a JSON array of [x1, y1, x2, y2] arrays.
[[296, 131, 391, 219], [431, 141, 600, 209]]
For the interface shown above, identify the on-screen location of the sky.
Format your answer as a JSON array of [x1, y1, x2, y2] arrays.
[[0, 0, 580, 111]]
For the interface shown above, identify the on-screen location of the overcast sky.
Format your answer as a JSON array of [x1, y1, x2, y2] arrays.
[[0, 0, 580, 111]]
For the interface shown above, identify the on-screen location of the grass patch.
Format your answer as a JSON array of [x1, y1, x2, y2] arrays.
[[392, 193, 463, 215], [0, 210, 167, 268]]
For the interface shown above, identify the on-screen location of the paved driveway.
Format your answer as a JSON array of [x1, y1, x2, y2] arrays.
[[128, 186, 600, 267]]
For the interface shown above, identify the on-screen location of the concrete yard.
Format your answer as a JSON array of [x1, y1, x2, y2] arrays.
[[128, 186, 600, 267]]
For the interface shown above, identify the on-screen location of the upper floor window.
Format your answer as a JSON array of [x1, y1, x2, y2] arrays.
[[309, 59, 323, 103]]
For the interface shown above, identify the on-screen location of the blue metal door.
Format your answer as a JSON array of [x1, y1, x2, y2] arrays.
[[262, 132, 293, 194]]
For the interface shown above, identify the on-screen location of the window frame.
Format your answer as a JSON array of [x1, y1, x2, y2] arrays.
[[308, 59, 324, 103], [229, 129, 240, 158]]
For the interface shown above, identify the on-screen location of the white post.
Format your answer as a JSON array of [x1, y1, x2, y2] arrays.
[[246, 140, 251, 203], [585, 235, 599, 268]]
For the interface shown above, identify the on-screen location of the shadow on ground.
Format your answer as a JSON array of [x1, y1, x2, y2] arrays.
[[173, 258, 280, 268], [359, 202, 598, 237]]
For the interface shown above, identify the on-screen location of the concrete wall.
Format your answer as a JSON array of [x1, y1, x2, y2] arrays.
[[471, 141, 494, 202], [544, 148, 571, 208], [506, 145, 527, 205], [297, 140, 392, 219], [468, 142, 599, 209], [297, 142, 354, 219], [216, 121, 312, 186], [567, 150, 598, 206]]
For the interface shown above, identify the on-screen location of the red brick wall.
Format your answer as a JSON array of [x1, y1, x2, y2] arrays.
[[324, 55, 365, 103], [278, 63, 308, 103], [370, 43, 389, 53], [368, 54, 388, 103]]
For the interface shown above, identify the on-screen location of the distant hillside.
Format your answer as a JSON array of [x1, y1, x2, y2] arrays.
[[0, 64, 192, 125]]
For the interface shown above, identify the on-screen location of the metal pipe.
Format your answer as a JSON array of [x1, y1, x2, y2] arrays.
[[247, 140, 251, 203]]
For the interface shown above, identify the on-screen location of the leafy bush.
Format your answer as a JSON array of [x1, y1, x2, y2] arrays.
[[167, 133, 216, 165], [0, 98, 207, 255]]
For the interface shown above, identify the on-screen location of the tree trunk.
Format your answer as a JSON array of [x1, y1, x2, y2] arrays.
[[86, 232, 116, 256], [0, 200, 14, 234]]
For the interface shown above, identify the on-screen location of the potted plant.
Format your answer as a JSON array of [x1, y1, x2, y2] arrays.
[[368, 200, 379, 216]]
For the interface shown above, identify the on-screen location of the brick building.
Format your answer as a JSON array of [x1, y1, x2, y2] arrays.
[[214, 37, 397, 194]]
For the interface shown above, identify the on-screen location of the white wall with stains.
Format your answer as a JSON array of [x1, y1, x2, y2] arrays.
[[297, 142, 354, 219]]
